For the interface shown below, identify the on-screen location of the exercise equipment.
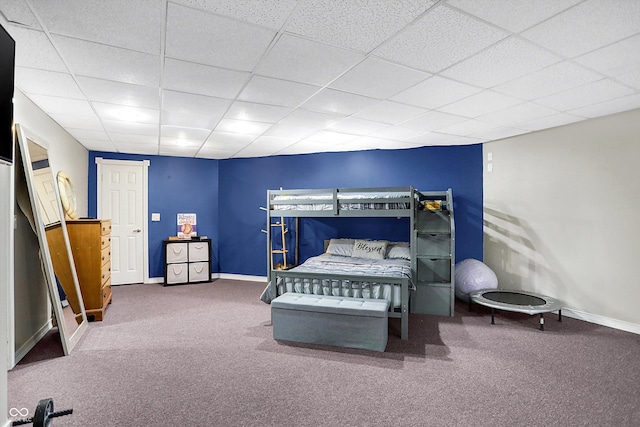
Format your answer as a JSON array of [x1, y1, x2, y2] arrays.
[[11, 398, 73, 427]]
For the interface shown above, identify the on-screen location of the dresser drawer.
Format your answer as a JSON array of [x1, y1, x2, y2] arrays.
[[100, 220, 112, 235], [189, 262, 209, 282], [166, 242, 188, 264], [188, 242, 209, 262], [101, 245, 111, 266], [167, 263, 188, 284], [102, 281, 112, 308], [101, 261, 111, 284], [101, 234, 110, 249]]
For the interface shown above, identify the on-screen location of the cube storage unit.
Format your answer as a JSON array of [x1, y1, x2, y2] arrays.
[[163, 239, 212, 285], [411, 189, 455, 316]]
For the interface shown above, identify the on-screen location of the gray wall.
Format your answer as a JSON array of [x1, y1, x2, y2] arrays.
[[483, 108, 640, 329]]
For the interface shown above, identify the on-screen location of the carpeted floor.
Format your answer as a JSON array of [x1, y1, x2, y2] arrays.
[[8, 279, 640, 426]]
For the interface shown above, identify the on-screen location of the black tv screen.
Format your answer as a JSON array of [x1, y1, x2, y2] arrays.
[[0, 23, 15, 165]]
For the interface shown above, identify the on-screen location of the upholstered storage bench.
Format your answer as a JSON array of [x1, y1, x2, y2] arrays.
[[271, 292, 390, 352]]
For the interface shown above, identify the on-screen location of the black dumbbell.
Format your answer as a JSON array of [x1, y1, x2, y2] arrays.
[[11, 398, 73, 427]]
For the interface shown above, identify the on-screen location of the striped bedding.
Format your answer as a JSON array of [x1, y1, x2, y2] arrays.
[[261, 254, 412, 308]]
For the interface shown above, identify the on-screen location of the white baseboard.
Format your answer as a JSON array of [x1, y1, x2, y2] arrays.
[[13, 319, 52, 366], [146, 274, 267, 284], [561, 308, 640, 335]]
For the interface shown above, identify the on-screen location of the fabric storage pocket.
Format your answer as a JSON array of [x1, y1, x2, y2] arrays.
[[189, 262, 209, 282], [167, 263, 188, 284]]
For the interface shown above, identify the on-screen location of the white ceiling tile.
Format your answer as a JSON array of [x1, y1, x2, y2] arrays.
[[15, 67, 84, 98], [438, 91, 523, 117], [277, 140, 338, 156], [374, 5, 508, 73], [0, 0, 41, 29], [160, 137, 204, 149], [53, 35, 160, 87], [333, 136, 393, 151], [262, 123, 315, 140], [405, 132, 481, 146], [328, 117, 389, 135], [370, 125, 427, 141], [93, 102, 159, 125], [30, 0, 162, 54], [275, 109, 344, 131], [196, 149, 237, 159], [158, 144, 200, 157], [256, 34, 365, 86], [493, 61, 602, 100], [233, 136, 296, 158], [109, 133, 159, 145], [399, 111, 469, 132], [476, 102, 558, 128], [238, 76, 320, 107], [113, 143, 158, 155], [448, 0, 582, 33], [517, 113, 585, 131], [616, 70, 640, 90], [66, 128, 111, 142], [521, 0, 640, 57], [352, 100, 427, 124], [26, 94, 96, 117], [391, 76, 482, 109], [286, 0, 436, 53], [170, 0, 298, 30], [6, 27, 66, 72], [567, 93, 640, 118], [77, 76, 159, 109], [534, 79, 635, 111], [162, 90, 232, 128], [330, 57, 430, 99], [305, 131, 357, 144], [165, 3, 276, 71], [160, 125, 211, 141], [436, 119, 498, 137], [78, 139, 117, 152], [163, 58, 250, 99], [302, 88, 378, 116], [224, 101, 292, 123], [203, 131, 255, 149], [215, 118, 272, 136], [102, 120, 159, 136], [50, 114, 103, 131], [574, 34, 640, 77], [469, 126, 529, 140], [442, 37, 561, 87]]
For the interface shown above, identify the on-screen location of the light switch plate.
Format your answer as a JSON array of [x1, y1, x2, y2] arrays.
[[151, 213, 160, 221]]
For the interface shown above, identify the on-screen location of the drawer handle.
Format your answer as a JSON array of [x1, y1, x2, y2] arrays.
[[171, 247, 184, 254], [194, 266, 204, 273]]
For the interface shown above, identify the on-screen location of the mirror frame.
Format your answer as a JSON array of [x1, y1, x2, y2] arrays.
[[15, 123, 88, 355]]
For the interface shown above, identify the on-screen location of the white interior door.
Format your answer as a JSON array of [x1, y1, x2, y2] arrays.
[[33, 167, 59, 225], [97, 159, 149, 285]]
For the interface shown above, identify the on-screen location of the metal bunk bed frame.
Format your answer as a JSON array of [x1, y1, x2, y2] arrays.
[[265, 186, 420, 341]]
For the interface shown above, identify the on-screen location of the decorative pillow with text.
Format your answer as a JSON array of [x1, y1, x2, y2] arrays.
[[352, 239, 388, 260]]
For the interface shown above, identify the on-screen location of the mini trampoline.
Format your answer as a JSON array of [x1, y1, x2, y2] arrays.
[[469, 289, 563, 331]]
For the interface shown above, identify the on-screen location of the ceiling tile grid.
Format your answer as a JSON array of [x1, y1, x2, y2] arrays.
[[1, 0, 639, 159]]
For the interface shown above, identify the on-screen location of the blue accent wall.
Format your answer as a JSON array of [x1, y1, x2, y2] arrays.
[[89, 144, 482, 279], [219, 145, 483, 276], [88, 152, 219, 278]]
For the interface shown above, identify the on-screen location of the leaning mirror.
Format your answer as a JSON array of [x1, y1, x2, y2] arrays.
[[15, 123, 88, 355]]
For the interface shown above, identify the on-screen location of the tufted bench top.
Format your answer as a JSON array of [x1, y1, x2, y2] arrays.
[[272, 292, 390, 318]]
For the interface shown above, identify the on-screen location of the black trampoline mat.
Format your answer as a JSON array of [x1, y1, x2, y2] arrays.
[[482, 291, 547, 306]]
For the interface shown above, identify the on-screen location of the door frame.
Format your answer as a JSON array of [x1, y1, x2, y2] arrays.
[[95, 157, 150, 284]]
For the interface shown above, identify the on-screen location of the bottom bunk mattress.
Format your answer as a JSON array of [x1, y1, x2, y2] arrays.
[[260, 254, 412, 308]]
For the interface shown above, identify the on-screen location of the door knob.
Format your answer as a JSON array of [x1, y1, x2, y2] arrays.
[[133, 228, 142, 233]]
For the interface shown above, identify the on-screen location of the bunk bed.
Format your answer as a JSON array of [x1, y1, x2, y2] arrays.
[[262, 187, 422, 341]]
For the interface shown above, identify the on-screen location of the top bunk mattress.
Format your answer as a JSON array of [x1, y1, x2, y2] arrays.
[[268, 188, 415, 213]]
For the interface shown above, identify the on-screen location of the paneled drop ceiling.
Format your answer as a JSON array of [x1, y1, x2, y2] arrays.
[[2, 0, 640, 159]]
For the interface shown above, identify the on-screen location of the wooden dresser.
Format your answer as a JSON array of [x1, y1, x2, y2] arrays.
[[65, 219, 112, 321]]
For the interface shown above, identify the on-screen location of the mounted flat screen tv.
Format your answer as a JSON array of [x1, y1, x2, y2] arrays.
[[0, 23, 15, 165]]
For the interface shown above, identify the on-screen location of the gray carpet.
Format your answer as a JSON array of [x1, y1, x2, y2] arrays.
[[8, 279, 640, 426]]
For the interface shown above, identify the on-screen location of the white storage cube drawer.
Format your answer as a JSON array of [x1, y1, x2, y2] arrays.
[[164, 239, 212, 285], [166, 242, 188, 263], [188, 242, 209, 262], [189, 262, 210, 282], [166, 263, 188, 284]]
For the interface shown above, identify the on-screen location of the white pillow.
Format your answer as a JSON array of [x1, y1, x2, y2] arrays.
[[326, 238, 355, 257], [387, 242, 411, 260], [352, 239, 388, 260]]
